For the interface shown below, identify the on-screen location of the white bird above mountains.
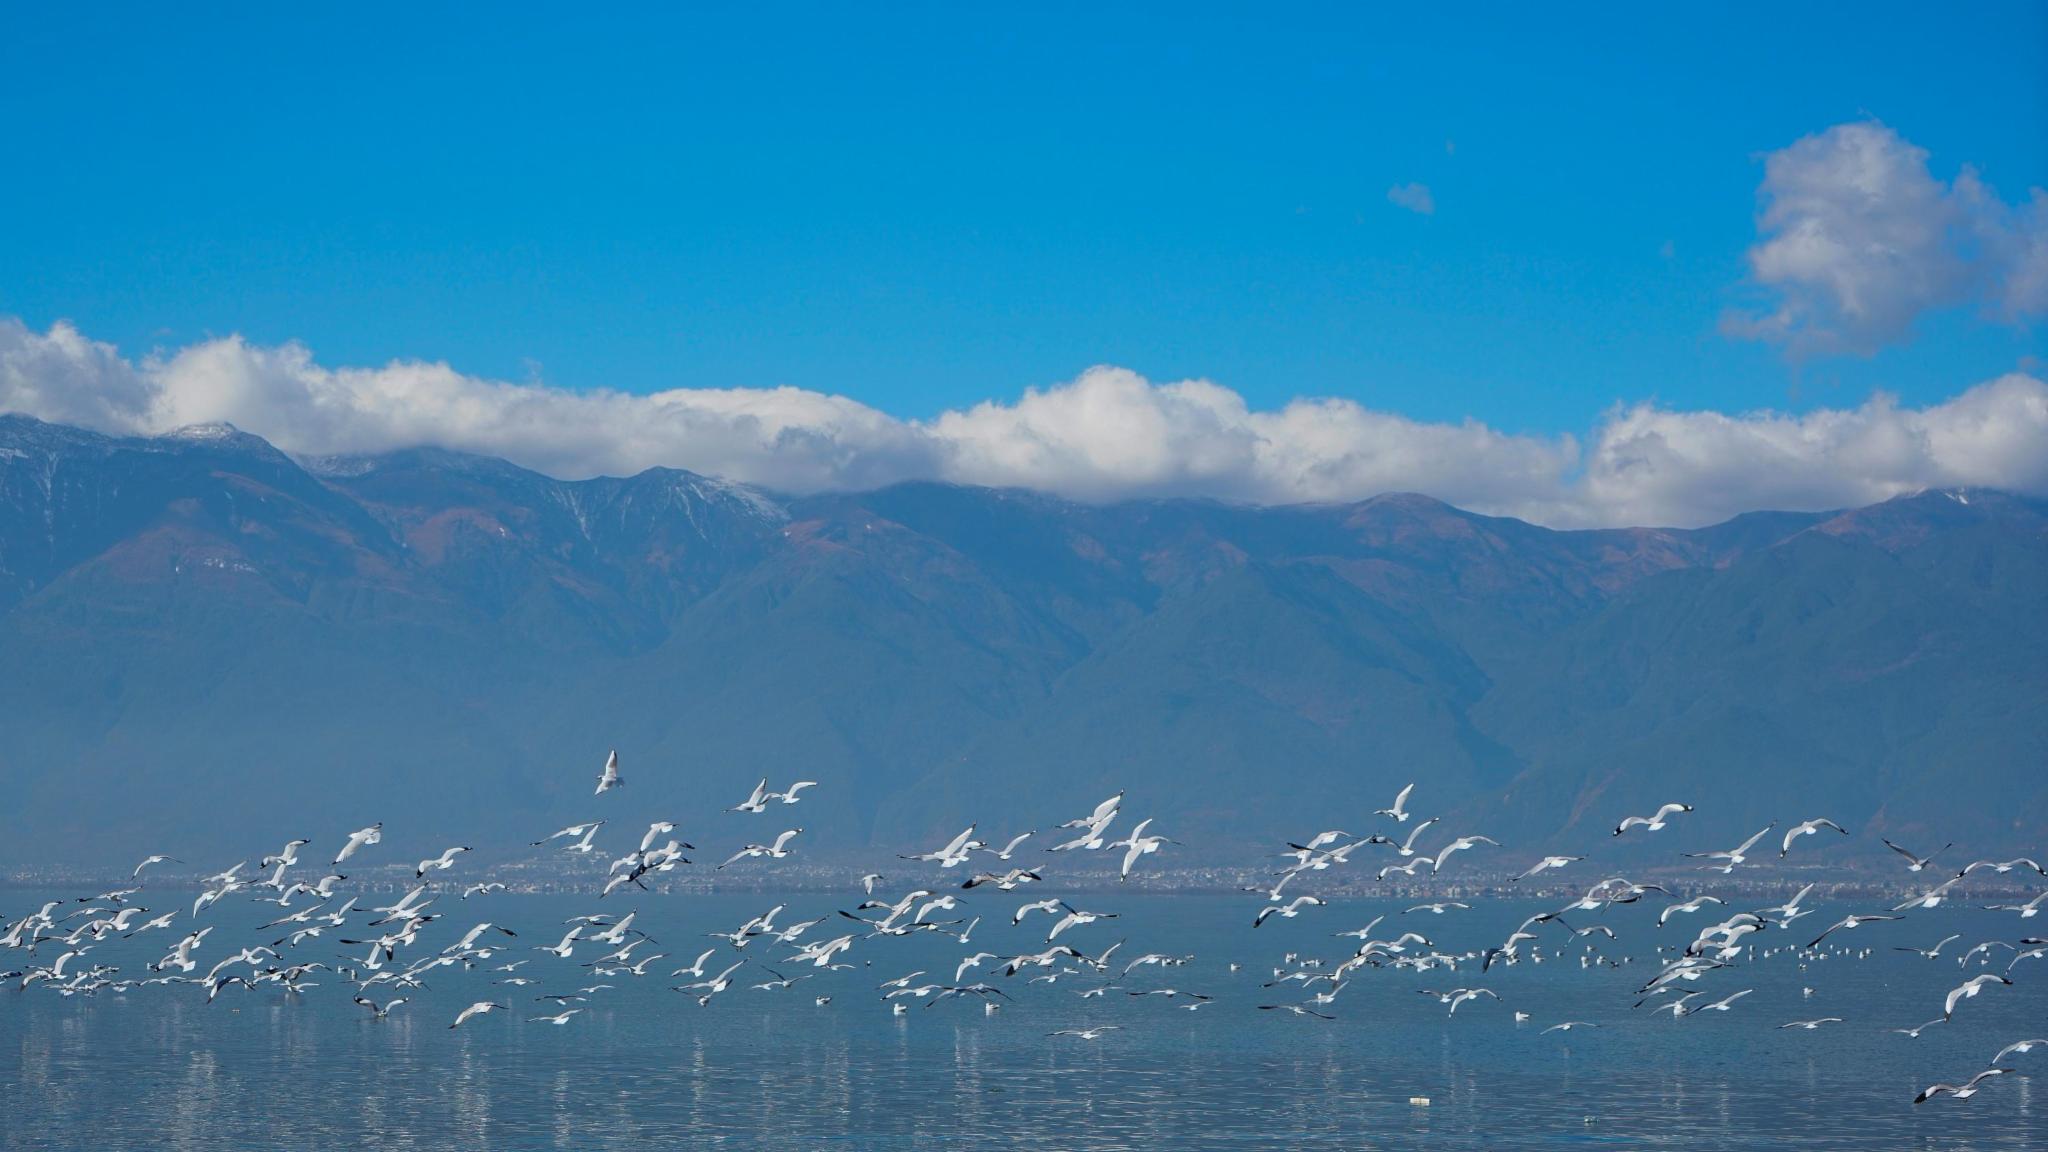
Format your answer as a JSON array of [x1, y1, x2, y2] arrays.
[[333, 824, 383, 865], [1058, 792, 1122, 830], [1685, 825, 1774, 874], [1614, 804, 1692, 836], [1374, 783, 1416, 823], [532, 822, 601, 847], [560, 823, 605, 855], [1882, 838, 1952, 873], [1394, 819, 1438, 858], [1111, 819, 1173, 881], [982, 831, 1035, 860], [770, 781, 817, 805], [719, 829, 803, 869], [901, 826, 981, 868], [1432, 835, 1497, 873], [638, 822, 681, 853], [730, 779, 773, 814], [132, 855, 181, 880], [594, 750, 622, 796], [1511, 855, 1582, 882], [416, 846, 472, 879], [260, 839, 309, 870], [1779, 818, 1847, 858]]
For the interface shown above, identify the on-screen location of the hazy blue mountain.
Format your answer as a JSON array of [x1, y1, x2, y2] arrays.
[[0, 413, 2040, 867]]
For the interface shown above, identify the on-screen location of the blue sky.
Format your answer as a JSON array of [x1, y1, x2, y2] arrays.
[[3, 3, 2042, 434]]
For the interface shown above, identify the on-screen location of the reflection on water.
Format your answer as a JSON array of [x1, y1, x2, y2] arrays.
[[3, 893, 2042, 1149]]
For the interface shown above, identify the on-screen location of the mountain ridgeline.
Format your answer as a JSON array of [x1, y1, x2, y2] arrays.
[[0, 413, 2042, 869]]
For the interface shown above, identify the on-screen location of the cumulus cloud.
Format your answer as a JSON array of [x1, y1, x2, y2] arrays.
[[1728, 121, 2048, 356], [1386, 182, 1436, 216], [3, 316, 2045, 529]]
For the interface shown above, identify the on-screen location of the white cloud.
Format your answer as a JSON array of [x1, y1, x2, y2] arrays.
[[1387, 182, 1436, 216], [3, 316, 2045, 529], [1575, 374, 2048, 527], [1729, 121, 2048, 356]]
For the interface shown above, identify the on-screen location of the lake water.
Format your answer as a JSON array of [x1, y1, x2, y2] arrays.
[[3, 889, 2042, 1149]]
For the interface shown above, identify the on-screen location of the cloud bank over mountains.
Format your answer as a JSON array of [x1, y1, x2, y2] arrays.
[[5, 315, 2043, 530]]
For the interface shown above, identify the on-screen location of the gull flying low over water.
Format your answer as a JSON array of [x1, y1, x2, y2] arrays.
[[1758, 884, 1819, 928], [1422, 988, 1499, 1015], [1893, 876, 1963, 912], [1943, 974, 2012, 1020], [451, 1001, 509, 1028], [1807, 915, 1902, 949], [1985, 892, 2048, 918], [1259, 1004, 1335, 1020], [353, 995, 405, 1019], [1779, 1018, 1843, 1030], [1992, 1039, 2047, 1064], [1657, 897, 1727, 927], [1915, 1068, 2011, 1105], [1695, 989, 1753, 1013], [1049, 1026, 1120, 1040], [1045, 904, 1117, 940], [1255, 896, 1325, 927], [1894, 935, 1962, 960]]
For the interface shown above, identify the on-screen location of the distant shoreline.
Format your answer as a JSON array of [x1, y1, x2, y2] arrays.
[[7, 863, 2036, 904]]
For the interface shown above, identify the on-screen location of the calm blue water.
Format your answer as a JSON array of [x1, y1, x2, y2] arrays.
[[3, 888, 2043, 1149]]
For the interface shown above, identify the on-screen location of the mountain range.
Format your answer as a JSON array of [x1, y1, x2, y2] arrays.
[[1, 412, 2042, 870]]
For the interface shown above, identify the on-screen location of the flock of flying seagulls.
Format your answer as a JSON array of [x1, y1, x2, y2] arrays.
[[4, 756, 2044, 1112]]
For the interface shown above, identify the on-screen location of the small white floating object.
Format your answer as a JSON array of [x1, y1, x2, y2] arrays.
[[1409, 1096, 1431, 1107]]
